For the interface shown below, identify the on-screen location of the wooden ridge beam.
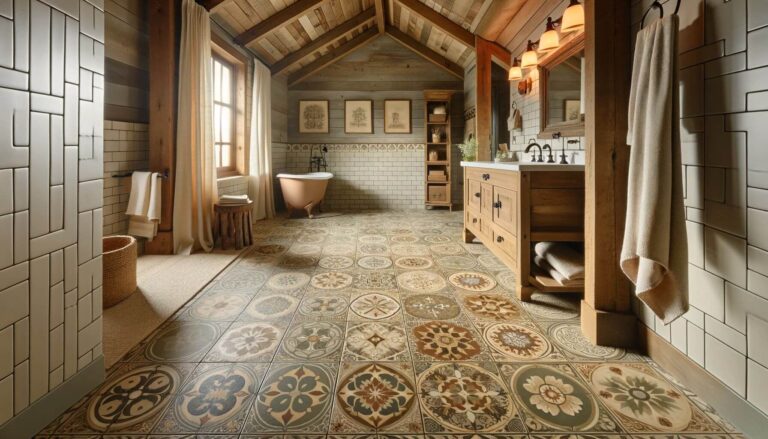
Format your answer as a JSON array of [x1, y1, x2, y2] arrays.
[[235, 0, 324, 45], [271, 7, 376, 75], [374, 0, 386, 33], [288, 27, 380, 86], [394, 0, 474, 47], [198, 0, 228, 11], [385, 25, 463, 79]]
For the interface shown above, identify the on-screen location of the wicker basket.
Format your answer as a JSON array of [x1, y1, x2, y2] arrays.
[[102, 235, 137, 308]]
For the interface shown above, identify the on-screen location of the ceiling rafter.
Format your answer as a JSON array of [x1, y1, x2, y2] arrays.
[[374, 0, 387, 33], [385, 25, 464, 79], [288, 27, 380, 86], [394, 0, 475, 47], [234, 0, 325, 46], [198, 0, 228, 11], [271, 7, 377, 75]]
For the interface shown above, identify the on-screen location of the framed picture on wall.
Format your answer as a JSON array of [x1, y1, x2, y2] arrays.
[[299, 100, 329, 133], [564, 99, 581, 122], [344, 99, 373, 134], [384, 99, 411, 134]]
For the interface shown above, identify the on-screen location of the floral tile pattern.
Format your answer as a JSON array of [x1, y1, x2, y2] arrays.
[[42, 211, 739, 437]]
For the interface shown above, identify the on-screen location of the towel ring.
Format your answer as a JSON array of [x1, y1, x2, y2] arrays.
[[641, 0, 681, 29]]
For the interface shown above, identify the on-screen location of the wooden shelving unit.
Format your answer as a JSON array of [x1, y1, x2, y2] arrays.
[[424, 90, 454, 210]]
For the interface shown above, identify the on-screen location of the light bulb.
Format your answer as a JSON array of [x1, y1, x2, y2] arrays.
[[561, 0, 584, 33]]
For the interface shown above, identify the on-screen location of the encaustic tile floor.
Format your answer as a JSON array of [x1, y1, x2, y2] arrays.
[[39, 211, 742, 439]]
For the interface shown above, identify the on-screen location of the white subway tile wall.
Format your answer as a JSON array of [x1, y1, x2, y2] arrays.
[[102, 121, 149, 236], [631, 0, 768, 417], [0, 0, 104, 426]]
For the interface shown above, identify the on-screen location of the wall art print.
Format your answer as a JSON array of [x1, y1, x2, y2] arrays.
[[345, 99, 374, 134], [384, 99, 411, 133], [299, 100, 329, 133]]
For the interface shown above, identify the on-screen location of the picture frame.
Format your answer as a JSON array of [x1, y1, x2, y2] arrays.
[[384, 99, 411, 134], [298, 100, 329, 133], [344, 99, 373, 134], [564, 99, 581, 122]]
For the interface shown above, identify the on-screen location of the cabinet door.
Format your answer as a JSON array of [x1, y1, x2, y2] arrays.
[[493, 186, 518, 235], [481, 183, 494, 218], [467, 179, 482, 212]]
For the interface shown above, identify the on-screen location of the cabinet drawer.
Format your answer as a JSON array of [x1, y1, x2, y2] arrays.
[[465, 167, 488, 182], [466, 210, 481, 233], [492, 226, 517, 261]]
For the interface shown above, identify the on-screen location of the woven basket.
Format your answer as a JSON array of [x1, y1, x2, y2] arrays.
[[102, 235, 137, 308]]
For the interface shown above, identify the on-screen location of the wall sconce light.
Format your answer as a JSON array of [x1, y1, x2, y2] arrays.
[[561, 0, 585, 33], [508, 57, 523, 81], [538, 17, 560, 52], [521, 40, 539, 68]]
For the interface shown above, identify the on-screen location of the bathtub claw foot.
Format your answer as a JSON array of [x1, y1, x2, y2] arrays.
[[304, 203, 316, 219]]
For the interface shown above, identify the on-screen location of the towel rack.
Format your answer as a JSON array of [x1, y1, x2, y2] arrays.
[[112, 169, 169, 179], [641, 0, 681, 29]]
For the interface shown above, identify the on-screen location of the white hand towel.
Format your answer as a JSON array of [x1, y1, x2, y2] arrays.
[[621, 15, 688, 324], [534, 255, 582, 287], [127, 172, 161, 240], [534, 242, 584, 281]]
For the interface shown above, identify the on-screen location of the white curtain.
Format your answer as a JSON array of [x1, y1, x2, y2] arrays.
[[248, 59, 276, 220], [173, 0, 218, 254]]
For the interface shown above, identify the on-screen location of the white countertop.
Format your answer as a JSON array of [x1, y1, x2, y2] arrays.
[[460, 161, 585, 171]]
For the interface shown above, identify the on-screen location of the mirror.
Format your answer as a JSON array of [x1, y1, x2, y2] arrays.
[[538, 34, 585, 137]]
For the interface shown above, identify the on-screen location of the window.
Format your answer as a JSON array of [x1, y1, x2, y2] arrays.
[[212, 55, 235, 174]]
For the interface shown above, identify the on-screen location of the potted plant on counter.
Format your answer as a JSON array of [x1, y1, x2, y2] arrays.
[[458, 136, 477, 162]]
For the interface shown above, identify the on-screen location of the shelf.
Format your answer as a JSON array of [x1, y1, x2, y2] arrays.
[[427, 142, 447, 145], [426, 161, 448, 165], [427, 180, 449, 185], [528, 274, 584, 294], [530, 231, 584, 242]]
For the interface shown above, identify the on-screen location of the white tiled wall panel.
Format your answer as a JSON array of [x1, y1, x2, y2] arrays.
[[0, 0, 103, 428], [102, 120, 148, 236], [632, 0, 768, 418]]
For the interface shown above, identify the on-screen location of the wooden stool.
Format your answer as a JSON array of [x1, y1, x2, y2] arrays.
[[214, 201, 253, 250]]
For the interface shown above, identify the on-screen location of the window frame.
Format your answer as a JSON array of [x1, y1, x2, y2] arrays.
[[211, 33, 249, 178], [212, 55, 237, 176]]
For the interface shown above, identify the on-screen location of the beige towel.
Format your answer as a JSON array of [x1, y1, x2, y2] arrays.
[[534, 255, 582, 287], [534, 242, 584, 281], [127, 172, 162, 240], [622, 15, 688, 324]]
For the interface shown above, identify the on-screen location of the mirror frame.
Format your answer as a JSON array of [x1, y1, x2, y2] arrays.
[[538, 32, 586, 138]]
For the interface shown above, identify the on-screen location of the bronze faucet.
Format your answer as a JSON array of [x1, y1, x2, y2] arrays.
[[542, 144, 555, 163], [525, 139, 543, 162]]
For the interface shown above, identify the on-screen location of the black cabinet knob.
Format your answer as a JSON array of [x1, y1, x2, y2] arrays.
[[474, 192, 480, 197], [472, 218, 478, 223], [496, 235, 504, 243], [493, 201, 502, 209]]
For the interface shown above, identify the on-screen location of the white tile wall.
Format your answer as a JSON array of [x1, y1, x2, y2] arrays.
[[274, 144, 428, 210], [102, 120, 148, 236], [0, 0, 104, 427], [632, 0, 768, 418]]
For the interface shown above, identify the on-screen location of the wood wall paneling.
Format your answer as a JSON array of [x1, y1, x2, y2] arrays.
[[474, 36, 511, 161]]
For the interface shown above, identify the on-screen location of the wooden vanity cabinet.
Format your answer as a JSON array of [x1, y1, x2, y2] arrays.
[[463, 166, 585, 301]]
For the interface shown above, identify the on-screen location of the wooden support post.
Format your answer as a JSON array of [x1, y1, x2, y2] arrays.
[[145, 0, 178, 254], [581, 0, 636, 347]]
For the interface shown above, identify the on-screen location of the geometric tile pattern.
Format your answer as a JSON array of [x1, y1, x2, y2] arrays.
[[631, 0, 768, 416], [0, 0, 103, 427], [38, 210, 739, 436]]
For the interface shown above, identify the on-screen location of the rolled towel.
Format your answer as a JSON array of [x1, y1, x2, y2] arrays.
[[534, 242, 585, 281], [534, 255, 582, 287]]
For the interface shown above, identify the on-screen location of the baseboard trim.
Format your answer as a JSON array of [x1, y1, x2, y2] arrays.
[[0, 356, 105, 439], [640, 325, 768, 438]]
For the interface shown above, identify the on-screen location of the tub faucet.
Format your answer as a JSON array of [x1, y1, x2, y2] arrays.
[[309, 145, 328, 172], [542, 144, 555, 163], [525, 139, 543, 162]]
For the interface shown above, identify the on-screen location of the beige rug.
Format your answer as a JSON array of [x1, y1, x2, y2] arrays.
[[102, 248, 242, 368]]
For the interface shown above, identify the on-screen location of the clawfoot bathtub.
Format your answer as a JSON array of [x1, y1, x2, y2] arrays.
[[276, 172, 334, 218]]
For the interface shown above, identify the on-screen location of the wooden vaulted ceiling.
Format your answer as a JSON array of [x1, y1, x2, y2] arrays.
[[203, 0, 528, 85]]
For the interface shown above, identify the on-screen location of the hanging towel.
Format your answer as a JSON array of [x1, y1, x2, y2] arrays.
[[127, 172, 162, 240], [534, 242, 585, 281], [621, 14, 688, 324]]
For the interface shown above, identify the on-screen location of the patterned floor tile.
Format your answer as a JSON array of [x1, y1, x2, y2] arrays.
[[330, 361, 423, 434], [242, 362, 338, 434], [153, 363, 268, 434], [42, 210, 740, 438]]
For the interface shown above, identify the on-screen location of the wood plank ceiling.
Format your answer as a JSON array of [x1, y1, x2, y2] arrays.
[[205, 0, 527, 85]]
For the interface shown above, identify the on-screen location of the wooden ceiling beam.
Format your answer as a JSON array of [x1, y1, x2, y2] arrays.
[[288, 27, 380, 86], [374, 0, 386, 33], [235, 0, 325, 46], [394, 0, 474, 47], [472, 0, 526, 42], [198, 0, 229, 11], [271, 7, 376, 75], [385, 25, 463, 79]]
